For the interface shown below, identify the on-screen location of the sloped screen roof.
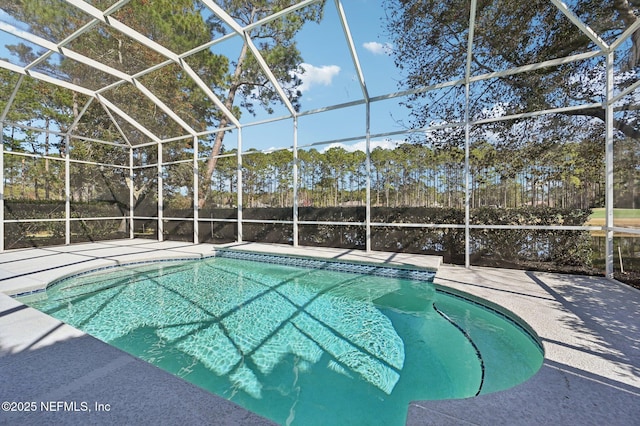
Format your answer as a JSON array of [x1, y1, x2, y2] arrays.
[[0, 1, 637, 151]]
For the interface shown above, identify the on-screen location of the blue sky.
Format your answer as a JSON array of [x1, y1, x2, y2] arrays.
[[0, 1, 410, 153], [240, 0, 410, 152]]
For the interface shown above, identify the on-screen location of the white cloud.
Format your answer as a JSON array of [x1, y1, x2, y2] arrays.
[[296, 63, 341, 93], [363, 41, 393, 55], [481, 102, 510, 119]]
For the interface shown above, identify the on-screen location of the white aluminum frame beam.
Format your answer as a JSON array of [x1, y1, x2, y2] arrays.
[[605, 52, 615, 278], [334, 0, 372, 250], [293, 116, 299, 247], [97, 95, 161, 143], [0, 59, 95, 96], [0, 0, 231, 142], [244, 36, 298, 115], [100, 102, 134, 147], [63, 0, 180, 61], [550, 0, 609, 52], [611, 17, 640, 51], [131, 79, 197, 135], [0, 127, 3, 251], [335, 0, 369, 102], [464, 0, 478, 269], [179, 60, 241, 128], [193, 135, 199, 243], [65, 135, 71, 245], [1, 18, 198, 138], [65, 98, 95, 138], [201, 0, 306, 116], [0, 75, 24, 122], [237, 128, 243, 242], [71, 0, 241, 130], [129, 146, 135, 239]]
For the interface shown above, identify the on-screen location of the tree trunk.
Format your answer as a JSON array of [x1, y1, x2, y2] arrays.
[[199, 41, 250, 208]]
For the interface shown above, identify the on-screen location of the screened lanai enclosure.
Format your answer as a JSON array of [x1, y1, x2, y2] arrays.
[[1, 0, 639, 282]]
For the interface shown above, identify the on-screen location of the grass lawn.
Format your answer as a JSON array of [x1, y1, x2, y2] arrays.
[[588, 208, 640, 236], [589, 208, 640, 219]]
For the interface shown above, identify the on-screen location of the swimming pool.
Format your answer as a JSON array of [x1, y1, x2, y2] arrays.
[[19, 251, 543, 425]]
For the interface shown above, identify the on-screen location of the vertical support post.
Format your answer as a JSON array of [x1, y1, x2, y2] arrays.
[[365, 101, 372, 252], [0, 123, 4, 252], [157, 141, 163, 242], [237, 129, 243, 243], [129, 147, 134, 239], [464, 100, 471, 268], [463, 0, 478, 268], [335, 0, 370, 251], [605, 51, 615, 278], [193, 135, 199, 244], [65, 135, 70, 245], [293, 117, 299, 247], [0, 78, 23, 252]]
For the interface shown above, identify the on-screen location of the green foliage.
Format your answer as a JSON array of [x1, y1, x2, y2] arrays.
[[382, 0, 640, 152], [1, 196, 596, 272], [197, 206, 594, 271], [470, 206, 590, 226], [4, 200, 67, 220], [3, 200, 127, 248], [470, 207, 593, 267]]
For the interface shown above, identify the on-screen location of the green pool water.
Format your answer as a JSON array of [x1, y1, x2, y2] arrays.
[[19, 256, 543, 426]]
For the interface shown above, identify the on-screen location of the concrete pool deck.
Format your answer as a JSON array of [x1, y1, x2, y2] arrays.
[[0, 239, 638, 425]]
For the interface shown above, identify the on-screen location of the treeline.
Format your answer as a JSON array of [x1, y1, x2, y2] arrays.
[[4, 133, 639, 212], [204, 138, 621, 210]]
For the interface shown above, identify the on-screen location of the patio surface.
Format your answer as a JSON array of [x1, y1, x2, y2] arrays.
[[0, 239, 638, 425]]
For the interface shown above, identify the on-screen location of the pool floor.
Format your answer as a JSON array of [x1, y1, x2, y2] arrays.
[[19, 255, 542, 425]]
